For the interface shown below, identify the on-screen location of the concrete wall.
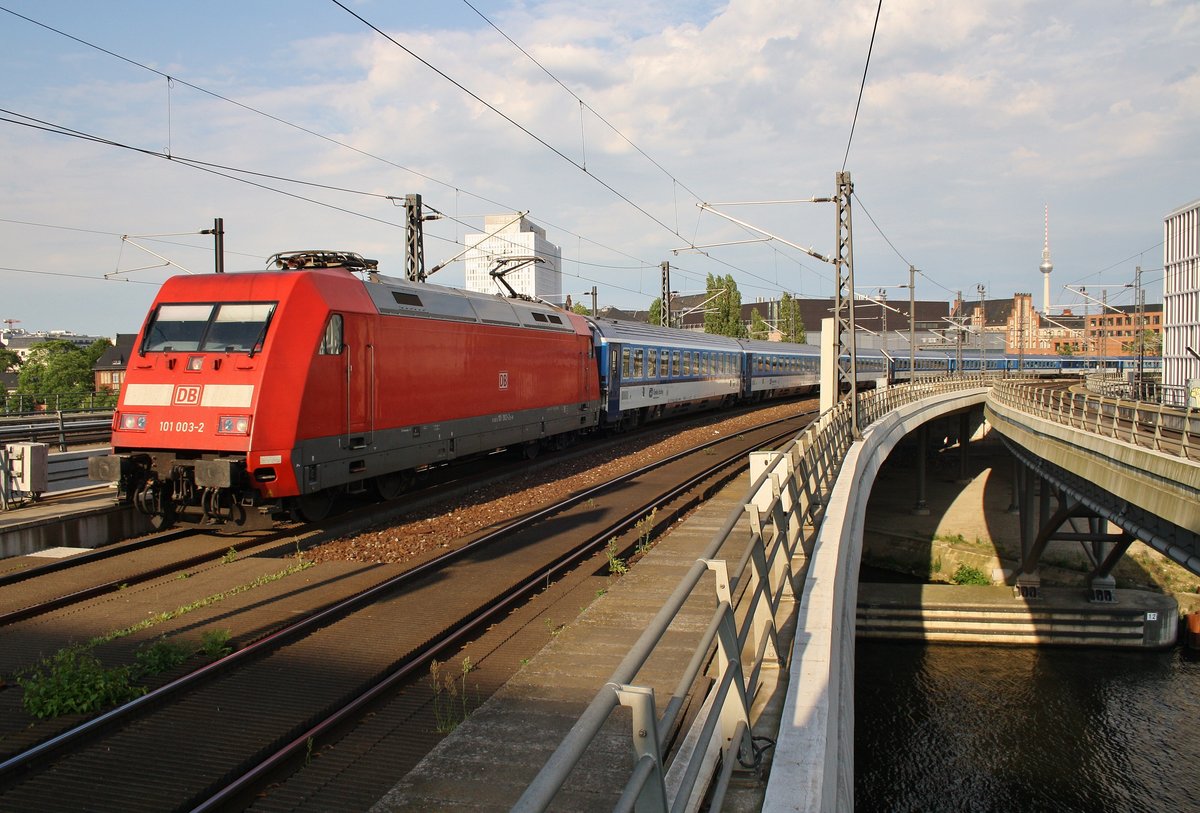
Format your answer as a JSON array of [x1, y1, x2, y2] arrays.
[[761, 387, 989, 813]]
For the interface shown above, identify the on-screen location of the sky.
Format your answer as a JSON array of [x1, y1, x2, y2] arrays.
[[1, 0, 1197, 337]]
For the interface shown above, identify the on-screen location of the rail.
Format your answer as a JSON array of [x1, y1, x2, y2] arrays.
[[513, 375, 989, 812], [990, 379, 1199, 462], [0, 410, 113, 451]]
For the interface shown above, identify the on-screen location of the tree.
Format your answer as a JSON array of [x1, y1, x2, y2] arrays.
[[85, 338, 112, 367], [703, 274, 747, 338], [749, 309, 770, 340], [16, 338, 110, 407], [571, 302, 591, 316], [1122, 329, 1162, 356], [778, 292, 807, 343], [648, 297, 663, 327], [0, 345, 19, 373]]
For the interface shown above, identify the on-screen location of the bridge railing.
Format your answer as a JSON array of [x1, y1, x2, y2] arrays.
[[0, 411, 114, 451], [513, 375, 990, 813], [991, 379, 1199, 461]]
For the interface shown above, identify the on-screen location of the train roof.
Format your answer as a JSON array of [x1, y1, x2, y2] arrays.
[[737, 337, 821, 356], [584, 317, 744, 351]]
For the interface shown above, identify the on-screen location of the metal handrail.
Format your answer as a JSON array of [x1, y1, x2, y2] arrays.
[[0, 410, 113, 450], [513, 375, 989, 812], [990, 379, 1199, 462]]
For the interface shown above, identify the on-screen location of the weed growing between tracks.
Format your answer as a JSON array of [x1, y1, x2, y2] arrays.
[[604, 508, 660, 580], [430, 656, 478, 734], [14, 561, 309, 719]]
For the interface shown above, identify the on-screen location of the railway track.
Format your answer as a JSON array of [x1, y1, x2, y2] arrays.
[[0, 405, 814, 811]]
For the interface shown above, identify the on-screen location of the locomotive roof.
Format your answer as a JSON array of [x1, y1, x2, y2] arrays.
[[362, 274, 579, 333]]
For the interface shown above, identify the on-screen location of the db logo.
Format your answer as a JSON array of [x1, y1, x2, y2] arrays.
[[173, 385, 202, 405]]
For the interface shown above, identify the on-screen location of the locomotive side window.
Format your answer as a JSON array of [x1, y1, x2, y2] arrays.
[[319, 314, 344, 355], [144, 304, 213, 351], [202, 303, 277, 353]]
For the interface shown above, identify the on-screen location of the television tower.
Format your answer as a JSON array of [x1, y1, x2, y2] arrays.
[[1039, 205, 1053, 314]]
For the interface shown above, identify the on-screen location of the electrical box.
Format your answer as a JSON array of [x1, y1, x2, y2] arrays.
[[5, 442, 48, 497]]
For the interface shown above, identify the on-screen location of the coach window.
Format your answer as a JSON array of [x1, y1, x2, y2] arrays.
[[623, 347, 633, 377], [634, 348, 644, 378], [671, 350, 681, 377], [319, 314, 343, 355], [648, 349, 658, 378]]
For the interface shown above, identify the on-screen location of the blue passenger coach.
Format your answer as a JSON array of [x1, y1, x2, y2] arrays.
[[588, 318, 743, 429], [737, 339, 821, 400]]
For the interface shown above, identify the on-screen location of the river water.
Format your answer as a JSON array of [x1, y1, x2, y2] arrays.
[[855, 639, 1200, 812]]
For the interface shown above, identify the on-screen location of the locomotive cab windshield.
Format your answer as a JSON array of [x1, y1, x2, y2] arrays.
[[142, 302, 278, 354]]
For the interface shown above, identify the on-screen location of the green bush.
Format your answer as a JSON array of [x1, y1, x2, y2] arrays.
[[950, 563, 991, 586], [199, 628, 233, 658], [134, 638, 192, 677], [18, 649, 145, 719]]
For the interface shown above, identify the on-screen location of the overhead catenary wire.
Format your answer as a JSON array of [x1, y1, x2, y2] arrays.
[[330, 1, 810, 297], [5, 3, 797, 307], [328, 0, 682, 241], [458, 0, 708, 207], [842, 0, 883, 171], [0, 265, 159, 285], [0, 5, 669, 284]]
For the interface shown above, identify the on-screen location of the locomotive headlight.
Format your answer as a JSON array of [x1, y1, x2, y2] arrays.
[[119, 413, 147, 431], [217, 415, 251, 435]]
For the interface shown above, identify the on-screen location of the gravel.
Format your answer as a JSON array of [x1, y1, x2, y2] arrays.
[[306, 399, 816, 565]]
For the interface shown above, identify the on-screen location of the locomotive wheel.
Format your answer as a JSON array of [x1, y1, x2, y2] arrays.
[[295, 489, 335, 522], [522, 442, 540, 460], [370, 471, 410, 502]]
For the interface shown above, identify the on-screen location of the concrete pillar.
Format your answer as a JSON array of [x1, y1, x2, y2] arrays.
[[1006, 457, 1020, 514], [912, 425, 930, 516], [1015, 467, 1042, 599], [820, 317, 837, 415], [1089, 517, 1118, 603], [956, 411, 971, 484]]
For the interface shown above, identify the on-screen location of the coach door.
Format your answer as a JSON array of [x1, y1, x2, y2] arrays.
[[606, 342, 622, 416]]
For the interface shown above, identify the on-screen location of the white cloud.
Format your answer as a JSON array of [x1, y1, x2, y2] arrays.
[[0, 0, 1196, 335]]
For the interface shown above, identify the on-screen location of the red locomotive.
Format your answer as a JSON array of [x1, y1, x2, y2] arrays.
[[89, 251, 601, 525]]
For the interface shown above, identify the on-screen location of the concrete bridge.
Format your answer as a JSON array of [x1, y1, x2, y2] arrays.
[[513, 376, 1200, 813]]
